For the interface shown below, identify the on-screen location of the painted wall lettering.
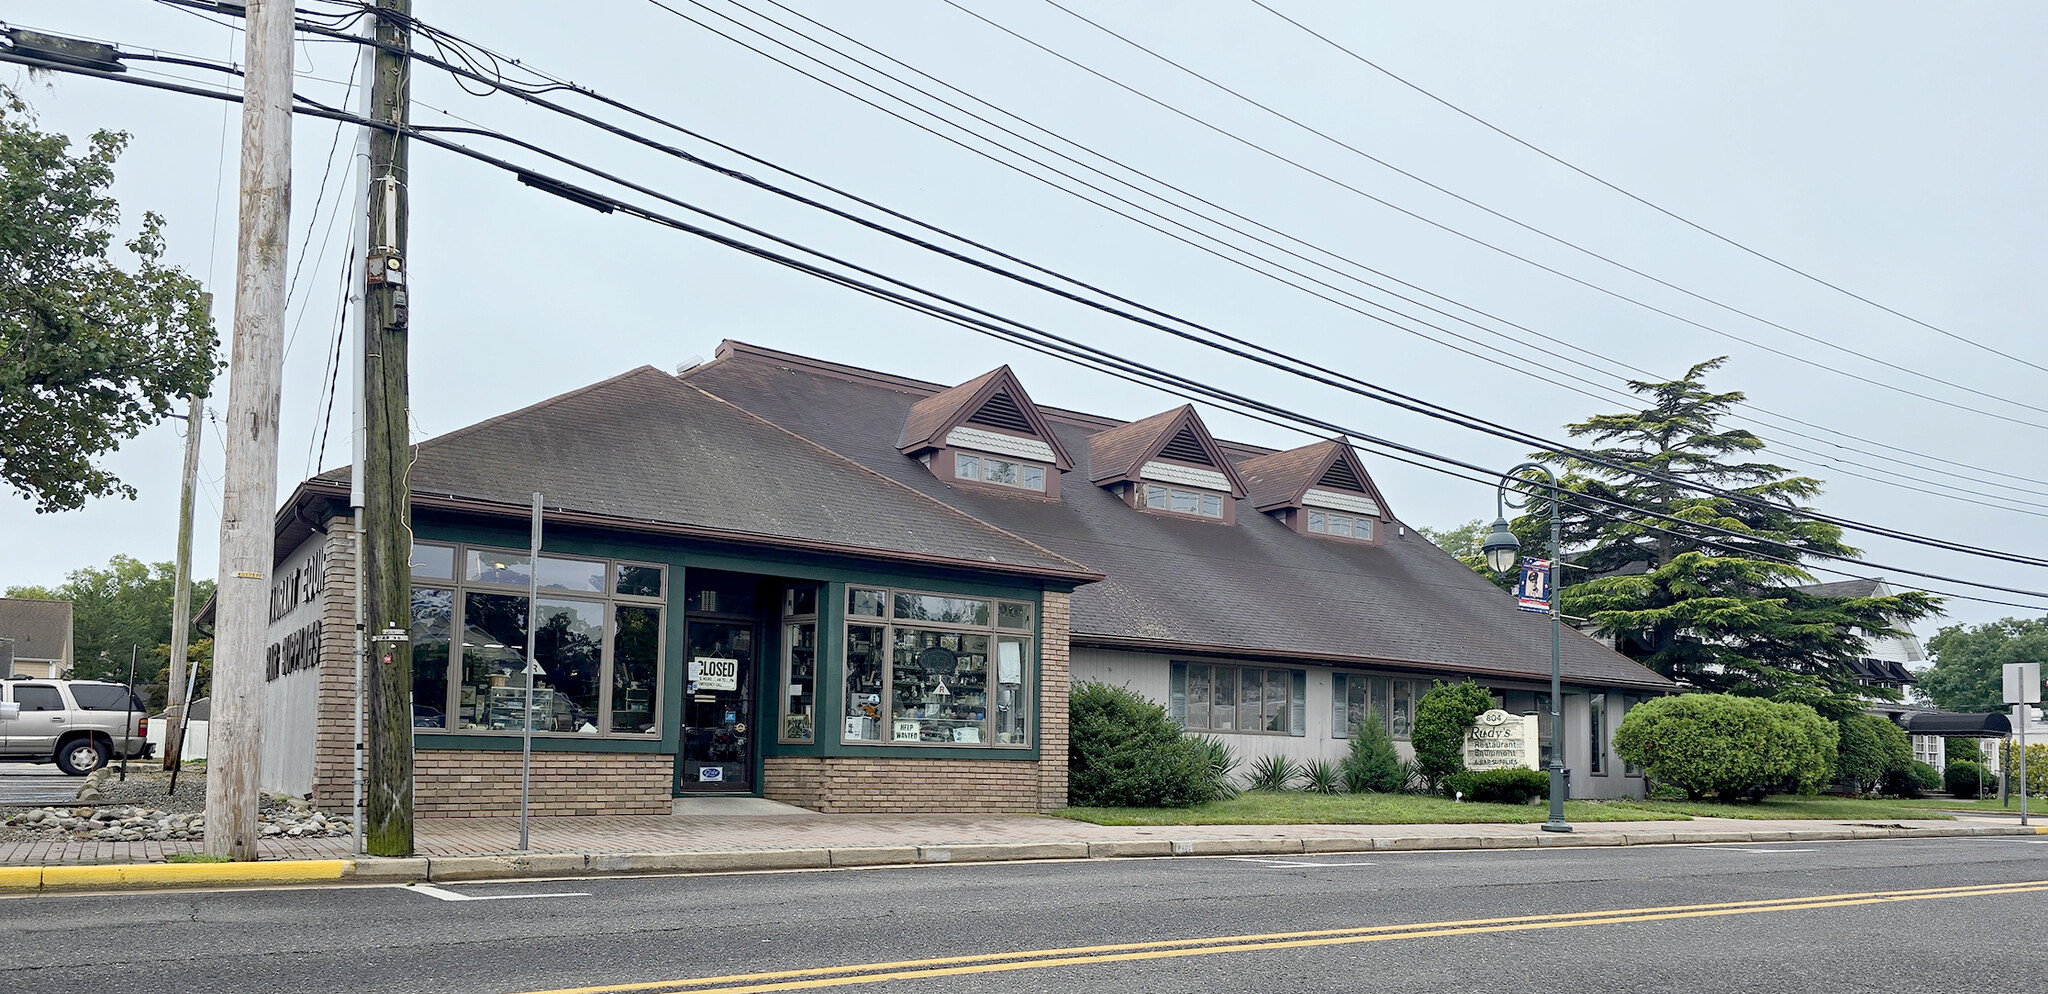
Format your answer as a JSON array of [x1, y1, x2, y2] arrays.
[[266, 621, 321, 682]]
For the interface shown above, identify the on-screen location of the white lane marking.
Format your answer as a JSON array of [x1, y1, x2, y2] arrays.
[[1690, 846, 1817, 854], [1228, 857, 1378, 868], [408, 883, 590, 902]]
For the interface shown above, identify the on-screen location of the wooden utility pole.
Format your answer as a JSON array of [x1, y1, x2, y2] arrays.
[[362, 0, 417, 857], [163, 296, 209, 772], [204, 0, 294, 861]]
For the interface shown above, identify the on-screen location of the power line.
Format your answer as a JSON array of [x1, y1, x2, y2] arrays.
[[637, 0, 2048, 503], [941, 0, 2048, 429], [706, 0, 2048, 513], [1246, 0, 2048, 379], [184, 7, 2048, 561], [15, 37, 2043, 607], [321, 0, 2048, 504]]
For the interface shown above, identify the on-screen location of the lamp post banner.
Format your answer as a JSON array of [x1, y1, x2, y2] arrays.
[[1517, 559, 1552, 613]]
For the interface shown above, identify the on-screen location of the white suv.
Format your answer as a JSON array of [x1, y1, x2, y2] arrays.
[[0, 679, 151, 775]]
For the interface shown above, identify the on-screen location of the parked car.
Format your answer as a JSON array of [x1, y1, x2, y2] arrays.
[[0, 678, 151, 775]]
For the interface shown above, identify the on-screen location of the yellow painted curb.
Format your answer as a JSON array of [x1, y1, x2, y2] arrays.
[[0, 867, 43, 894], [36, 859, 351, 891]]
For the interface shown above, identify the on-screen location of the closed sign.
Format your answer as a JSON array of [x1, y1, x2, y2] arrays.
[[690, 656, 739, 691]]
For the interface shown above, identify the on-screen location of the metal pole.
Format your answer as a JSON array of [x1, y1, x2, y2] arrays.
[[2021, 704, 2030, 827], [1494, 462, 1571, 833], [343, 5, 376, 861], [1542, 469, 1569, 833], [168, 650, 200, 796], [120, 645, 138, 781], [520, 493, 541, 851]]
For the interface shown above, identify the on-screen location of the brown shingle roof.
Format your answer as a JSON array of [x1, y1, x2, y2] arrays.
[[897, 367, 1005, 451], [316, 366, 1097, 584], [1235, 438, 1391, 517], [685, 347, 1670, 692], [895, 366, 1074, 470]]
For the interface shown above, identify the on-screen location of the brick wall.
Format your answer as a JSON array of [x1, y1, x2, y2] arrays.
[[763, 756, 1044, 813], [416, 748, 673, 817], [1037, 589, 1070, 811], [312, 519, 359, 813]]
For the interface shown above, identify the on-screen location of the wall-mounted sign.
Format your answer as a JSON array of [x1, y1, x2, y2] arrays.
[[689, 656, 739, 691], [1463, 708, 1539, 771]]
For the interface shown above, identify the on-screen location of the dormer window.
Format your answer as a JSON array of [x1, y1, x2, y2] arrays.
[[957, 452, 1047, 492], [1238, 437, 1393, 545], [1088, 406, 1247, 524], [1306, 509, 1372, 540], [899, 365, 1074, 498], [1143, 483, 1224, 518]]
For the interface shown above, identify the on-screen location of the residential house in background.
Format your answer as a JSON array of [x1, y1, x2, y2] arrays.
[[0, 598, 74, 679]]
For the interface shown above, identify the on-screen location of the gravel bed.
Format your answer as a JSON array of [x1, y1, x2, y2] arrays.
[[0, 767, 350, 843]]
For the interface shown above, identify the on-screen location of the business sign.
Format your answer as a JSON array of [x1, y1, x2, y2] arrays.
[[1516, 559, 1552, 614], [1463, 709, 1540, 771], [2005, 662, 2042, 705], [689, 656, 739, 692]]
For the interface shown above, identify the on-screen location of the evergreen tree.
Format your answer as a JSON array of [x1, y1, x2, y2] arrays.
[[1522, 359, 1938, 699]]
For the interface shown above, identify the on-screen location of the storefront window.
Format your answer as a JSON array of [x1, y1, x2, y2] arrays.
[[612, 606, 660, 734], [840, 587, 1032, 748], [410, 542, 664, 737], [781, 585, 820, 743], [844, 623, 885, 741], [411, 588, 453, 728]]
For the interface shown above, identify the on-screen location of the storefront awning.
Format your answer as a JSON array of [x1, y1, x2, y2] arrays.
[[1897, 712, 2012, 736]]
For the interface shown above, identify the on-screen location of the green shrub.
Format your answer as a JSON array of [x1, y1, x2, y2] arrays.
[[1903, 760, 1943, 796], [1412, 680, 1495, 793], [1068, 682, 1217, 808], [1445, 767, 1549, 804], [1944, 760, 1996, 799], [1301, 758, 1344, 795], [1776, 702, 1838, 795], [1996, 742, 2048, 797], [1246, 754, 1300, 791], [1191, 735, 1242, 800], [1340, 709, 1405, 793], [1611, 694, 1837, 802], [1836, 714, 1912, 794]]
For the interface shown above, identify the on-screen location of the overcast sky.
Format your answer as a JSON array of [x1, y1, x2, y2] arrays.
[[5, 1, 2045, 642]]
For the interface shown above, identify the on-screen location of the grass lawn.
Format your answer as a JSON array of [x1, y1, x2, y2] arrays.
[[1556, 795, 1952, 822], [1894, 797, 2036, 813], [1056, 791, 1958, 826], [1057, 791, 1679, 826]]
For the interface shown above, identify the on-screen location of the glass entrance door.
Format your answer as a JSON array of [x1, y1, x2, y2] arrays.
[[682, 620, 755, 792]]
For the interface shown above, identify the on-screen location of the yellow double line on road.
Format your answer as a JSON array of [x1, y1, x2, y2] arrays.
[[519, 879, 2048, 994]]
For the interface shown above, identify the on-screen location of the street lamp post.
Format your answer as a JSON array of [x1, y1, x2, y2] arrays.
[[1482, 462, 1571, 833]]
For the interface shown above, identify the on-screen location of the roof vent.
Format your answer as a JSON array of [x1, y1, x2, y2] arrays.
[[675, 354, 705, 375]]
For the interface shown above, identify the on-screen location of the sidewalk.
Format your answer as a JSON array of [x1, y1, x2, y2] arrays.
[[3, 798, 2039, 889]]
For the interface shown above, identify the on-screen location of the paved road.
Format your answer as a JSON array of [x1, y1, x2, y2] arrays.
[[0, 765, 78, 809], [3, 836, 2045, 993]]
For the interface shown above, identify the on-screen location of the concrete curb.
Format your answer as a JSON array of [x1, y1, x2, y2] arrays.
[[4, 823, 2038, 894]]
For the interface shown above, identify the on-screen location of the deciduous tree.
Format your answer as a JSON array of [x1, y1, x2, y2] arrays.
[[1, 86, 218, 512], [1919, 617, 2048, 713]]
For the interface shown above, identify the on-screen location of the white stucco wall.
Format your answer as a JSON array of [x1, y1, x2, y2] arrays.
[[259, 532, 327, 796]]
